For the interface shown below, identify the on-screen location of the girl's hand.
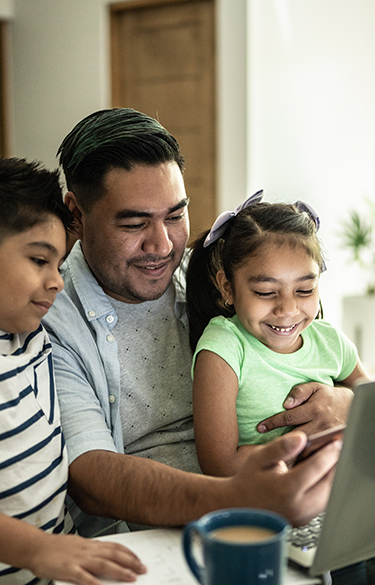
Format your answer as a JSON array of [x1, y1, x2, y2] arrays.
[[27, 533, 147, 585]]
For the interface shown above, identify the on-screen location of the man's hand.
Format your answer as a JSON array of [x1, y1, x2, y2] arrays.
[[257, 382, 353, 437], [229, 431, 342, 526]]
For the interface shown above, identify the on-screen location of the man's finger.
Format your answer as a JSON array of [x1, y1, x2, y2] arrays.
[[287, 440, 342, 525], [291, 439, 342, 490], [283, 381, 320, 409], [257, 407, 313, 433], [254, 432, 308, 468]]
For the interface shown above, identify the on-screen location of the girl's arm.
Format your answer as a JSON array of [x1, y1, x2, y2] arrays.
[[0, 513, 146, 585], [338, 357, 370, 388], [193, 349, 258, 477]]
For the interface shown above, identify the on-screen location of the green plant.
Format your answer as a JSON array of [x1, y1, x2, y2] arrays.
[[340, 198, 375, 294]]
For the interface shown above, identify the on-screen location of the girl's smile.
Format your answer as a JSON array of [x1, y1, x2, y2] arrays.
[[217, 241, 321, 354]]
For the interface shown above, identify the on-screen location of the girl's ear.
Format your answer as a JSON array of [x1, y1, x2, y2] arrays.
[[216, 270, 234, 305]]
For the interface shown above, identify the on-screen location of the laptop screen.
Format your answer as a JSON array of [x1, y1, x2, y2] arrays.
[[311, 380, 375, 575]]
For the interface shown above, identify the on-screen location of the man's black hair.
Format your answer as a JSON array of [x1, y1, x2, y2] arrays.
[[57, 108, 185, 211]]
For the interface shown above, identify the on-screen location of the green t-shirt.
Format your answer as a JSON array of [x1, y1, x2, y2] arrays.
[[192, 317, 357, 445]]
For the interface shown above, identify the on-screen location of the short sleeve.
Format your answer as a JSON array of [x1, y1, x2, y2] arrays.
[[191, 316, 244, 380], [335, 328, 359, 381]]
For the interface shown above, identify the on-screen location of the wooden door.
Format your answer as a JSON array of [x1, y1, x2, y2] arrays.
[[110, 0, 216, 239]]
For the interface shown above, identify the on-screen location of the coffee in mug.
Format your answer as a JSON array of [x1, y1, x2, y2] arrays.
[[211, 525, 276, 543]]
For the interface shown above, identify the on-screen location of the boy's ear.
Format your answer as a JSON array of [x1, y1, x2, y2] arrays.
[[216, 270, 234, 305], [65, 191, 83, 239]]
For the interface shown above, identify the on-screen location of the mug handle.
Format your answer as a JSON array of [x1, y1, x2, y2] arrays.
[[183, 521, 204, 583]]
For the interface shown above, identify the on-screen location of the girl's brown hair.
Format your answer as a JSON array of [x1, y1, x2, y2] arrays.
[[186, 202, 325, 351]]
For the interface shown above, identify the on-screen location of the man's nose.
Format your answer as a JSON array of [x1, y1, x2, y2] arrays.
[[142, 223, 173, 257]]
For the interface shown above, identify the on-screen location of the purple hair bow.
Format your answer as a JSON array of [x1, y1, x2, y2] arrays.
[[203, 190, 264, 248], [294, 200, 326, 272], [203, 193, 325, 271], [293, 200, 320, 231]]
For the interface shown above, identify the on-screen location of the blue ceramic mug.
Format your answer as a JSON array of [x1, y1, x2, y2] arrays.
[[183, 508, 290, 585]]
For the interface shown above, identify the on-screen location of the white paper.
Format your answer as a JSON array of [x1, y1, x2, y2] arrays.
[[54, 528, 321, 585]]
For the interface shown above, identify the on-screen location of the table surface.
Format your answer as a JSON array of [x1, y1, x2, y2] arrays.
[[54, 527, 322, 585]]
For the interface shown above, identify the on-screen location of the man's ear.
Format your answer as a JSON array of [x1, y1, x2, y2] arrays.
[[64, 191, 83, 239], [216, 270, 234, 305]]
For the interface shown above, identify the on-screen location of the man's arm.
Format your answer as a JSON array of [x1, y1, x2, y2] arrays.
[[68, 432, 341, 528], [44, 313, 123, 463]]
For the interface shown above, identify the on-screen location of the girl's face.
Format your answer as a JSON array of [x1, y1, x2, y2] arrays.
[[217, 242, 321, 354]]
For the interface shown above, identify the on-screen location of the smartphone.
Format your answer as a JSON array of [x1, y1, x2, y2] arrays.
[[294, 424, 346, 464]]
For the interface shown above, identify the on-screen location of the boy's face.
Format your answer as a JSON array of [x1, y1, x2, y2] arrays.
[[0, 216, 66, 334]]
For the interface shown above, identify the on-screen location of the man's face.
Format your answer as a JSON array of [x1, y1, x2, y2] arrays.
[[78, 163, 190, 303]]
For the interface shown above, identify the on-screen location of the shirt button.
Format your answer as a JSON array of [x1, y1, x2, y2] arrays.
[[109, 394, 116, 404], [88, 310, 96, 318], [106, 334, 114, 343], [106, 315, 114, 324]]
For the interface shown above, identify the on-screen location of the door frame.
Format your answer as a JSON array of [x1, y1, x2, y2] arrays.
[[0, 20, 11, 157]]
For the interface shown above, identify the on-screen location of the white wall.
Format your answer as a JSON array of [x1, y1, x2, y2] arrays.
[[247, 0, 375, 328], [216, 0, 247, 210], [10, 0, 111, 170], [0, 0, 14, 19], [8, 0, 375, 330], [9, 0, 247, 192]]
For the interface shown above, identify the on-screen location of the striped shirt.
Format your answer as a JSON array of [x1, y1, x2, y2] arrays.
[[0, 325, 73, 585]]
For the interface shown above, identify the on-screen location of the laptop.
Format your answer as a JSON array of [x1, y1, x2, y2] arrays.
[[288, 380, 375, 576]]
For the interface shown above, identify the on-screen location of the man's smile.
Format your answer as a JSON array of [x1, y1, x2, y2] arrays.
[[132, 258, 172, 276]]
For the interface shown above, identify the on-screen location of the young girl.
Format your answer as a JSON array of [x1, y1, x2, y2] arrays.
[[186, 193, 369, 575], [186, 191, 367, 477]]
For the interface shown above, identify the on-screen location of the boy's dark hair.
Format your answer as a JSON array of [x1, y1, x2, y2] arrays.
[[186, 201, 325, 351], [0, 157, 74, 240], [57, 108, 185, 212]]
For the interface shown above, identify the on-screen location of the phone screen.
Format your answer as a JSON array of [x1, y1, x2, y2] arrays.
[[294, 424, 346, 464]]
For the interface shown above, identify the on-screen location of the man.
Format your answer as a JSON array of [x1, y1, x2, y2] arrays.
[[43, 108, 350, 537]]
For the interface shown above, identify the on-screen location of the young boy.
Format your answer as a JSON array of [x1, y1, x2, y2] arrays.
[[0, 157, 146, 585]]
